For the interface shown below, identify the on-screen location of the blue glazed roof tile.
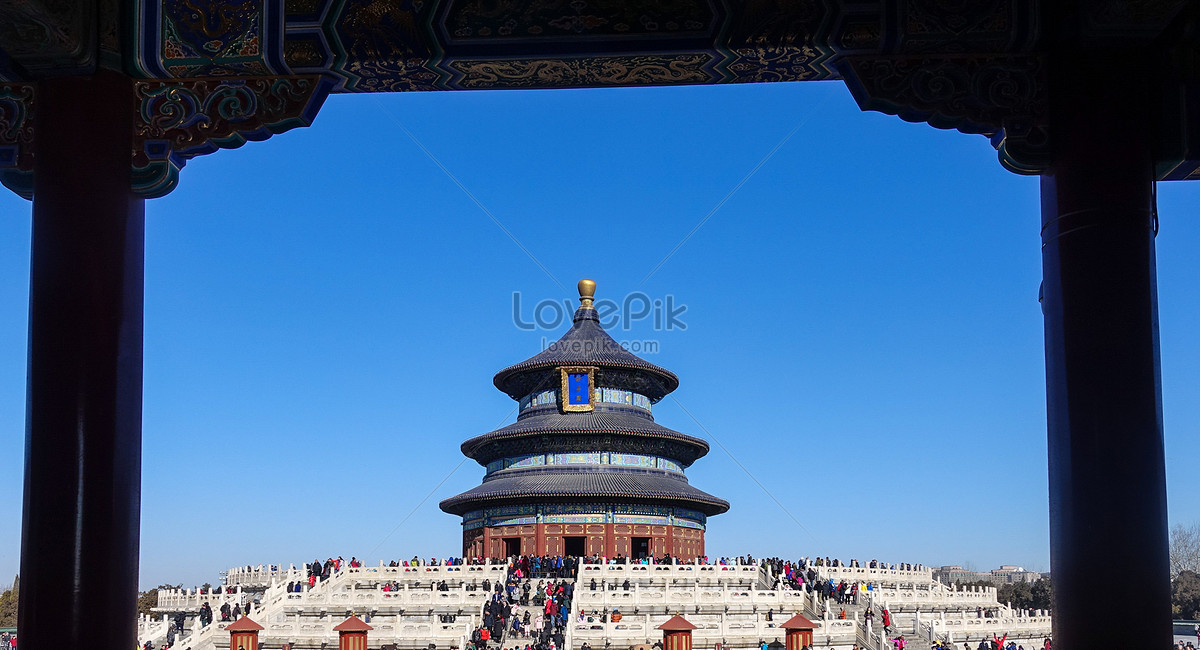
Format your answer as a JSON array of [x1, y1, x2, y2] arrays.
[[461, 409, 710, 459], [493, 306, 679, 399], [439, 467, 730, 516]]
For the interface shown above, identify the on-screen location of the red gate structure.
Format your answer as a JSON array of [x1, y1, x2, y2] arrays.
[[3, 4, 1197, 650]]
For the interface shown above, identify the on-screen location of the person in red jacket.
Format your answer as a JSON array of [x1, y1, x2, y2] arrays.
[[882, 608, 892, 634]]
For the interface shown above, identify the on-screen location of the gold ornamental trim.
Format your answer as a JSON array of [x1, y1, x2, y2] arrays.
[[560, 366, 597, 412]]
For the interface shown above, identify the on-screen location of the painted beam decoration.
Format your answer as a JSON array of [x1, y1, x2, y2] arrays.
[[0, 83, 34, 197], [131, 75, 333, 197], [0, 0, 96, 78], [836, 55, 1049, 175], [133, 0, 287, 78], [2, 0, 1200, 195], [0, 74, 332, 199], [127, 0, 842, 91]]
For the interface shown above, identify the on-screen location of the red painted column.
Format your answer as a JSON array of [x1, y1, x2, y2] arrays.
[[18, 71, 144, 650], [1040, 39, 1170, 649]]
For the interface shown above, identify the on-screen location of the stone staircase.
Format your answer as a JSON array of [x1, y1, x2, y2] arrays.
[[492, 563, 577, 650], [569, 562, 858, 649]]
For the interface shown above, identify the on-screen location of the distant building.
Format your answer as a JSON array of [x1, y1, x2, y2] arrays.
[[990, 565, 1042, 584], [935, 565, 986, 583], [934, 564, 1044, 584]]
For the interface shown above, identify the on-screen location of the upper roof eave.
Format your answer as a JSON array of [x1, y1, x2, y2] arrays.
[[493, 306, 679, 399]]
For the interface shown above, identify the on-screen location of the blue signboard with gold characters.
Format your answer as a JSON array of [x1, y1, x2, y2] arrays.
[[560, 366, 596, 412]]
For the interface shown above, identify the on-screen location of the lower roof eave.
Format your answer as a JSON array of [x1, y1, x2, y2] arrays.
[[438, 493, 730, 518]]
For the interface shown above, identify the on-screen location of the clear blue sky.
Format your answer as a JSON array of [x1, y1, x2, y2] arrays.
[[1, 80, 1198, 590]]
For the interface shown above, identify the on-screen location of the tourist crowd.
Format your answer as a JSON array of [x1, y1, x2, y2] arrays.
[[467, 555, 576, 650], [877, 632, 1052, 650]]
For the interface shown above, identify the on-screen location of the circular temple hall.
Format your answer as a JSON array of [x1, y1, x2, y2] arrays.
[[440, 279, 728, 560]]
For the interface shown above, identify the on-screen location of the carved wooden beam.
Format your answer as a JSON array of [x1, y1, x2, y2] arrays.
[[837, 54, 1050, 175], [0, 74, 333, 199]]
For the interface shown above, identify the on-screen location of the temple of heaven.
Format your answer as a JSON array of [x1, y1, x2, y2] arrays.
[[439, 279, 729, 561]]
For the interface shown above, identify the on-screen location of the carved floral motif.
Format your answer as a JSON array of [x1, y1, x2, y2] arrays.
[[441, 0, 716, 42], [0, 84, 35, 198], [345, 59, 442, 92], [839, 54, 1049, 173], [0, 0, 93, 75], [724, 45, 827, 83], [159, 0, 273, 76], [448, 54, 714, 88], [131, 75, 331, 197], [901, 0, 1016, 52], [0, 85, 34, 167], [841, 55, 1043, 132]]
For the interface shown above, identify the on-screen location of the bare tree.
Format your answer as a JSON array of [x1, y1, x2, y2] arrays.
[[1170, 523, 1200, 578]]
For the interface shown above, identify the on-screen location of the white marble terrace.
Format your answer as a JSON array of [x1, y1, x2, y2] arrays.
[[144, 559, 1052, 650]]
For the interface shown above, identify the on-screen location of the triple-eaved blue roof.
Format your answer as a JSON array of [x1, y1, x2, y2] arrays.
[[440, 280, 729, 520]]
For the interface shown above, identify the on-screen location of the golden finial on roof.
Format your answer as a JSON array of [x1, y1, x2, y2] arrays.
[[578, 278, 596, 309]]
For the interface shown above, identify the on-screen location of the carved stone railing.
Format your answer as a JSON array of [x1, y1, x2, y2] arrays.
[[575, 585, 809, 612], [342, 563, 507, 583], [166, 563, 485, 650], [137, 613, 171, 646], [925, 613, 1054, 638], [155, 585, 246, 611], [872, 583, 1000, 608], [253, 619, 473, 647], [572, 614, 858, 646], [224, 564, 306, 588], [223, 561, 507, 588], [271, 584, 491, 610], [577, 562, 763, 586], [814, 564, 935, 585]]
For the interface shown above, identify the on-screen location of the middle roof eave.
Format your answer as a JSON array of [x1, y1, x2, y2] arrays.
[[460, 409, 711, 460]]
